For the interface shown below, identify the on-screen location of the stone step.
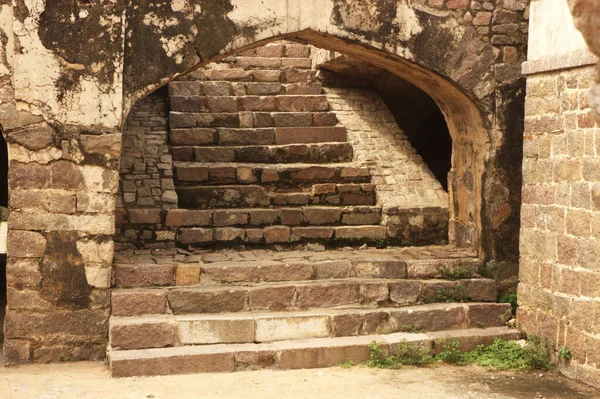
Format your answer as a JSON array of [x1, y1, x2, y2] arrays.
[[235, 57, 312, 69], [171, 143, 353, 164], [173, 163, 371, 186], [237, 43, 310, 58], [173, 225, 387, 246], [176, 184, 376, 209], [170, 95, 329, 113], [111, 255, 483, 293], [184, 67, 317, 83], [170, 112, 338, 132], [108, 302, 512, 350], [169, 80, 323, 96], [170, 81, 323, 97], [170, 127, 347, 146], [111, 277, 498, 310], [166, 206, 382, 228], [109, 327, 520, 377]]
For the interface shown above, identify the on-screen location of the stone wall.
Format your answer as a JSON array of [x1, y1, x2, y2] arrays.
[[518, 0, 600, 388], [2, 0, 528, 364], [115, 91, 178, 250], [518, 63, 600, 387]]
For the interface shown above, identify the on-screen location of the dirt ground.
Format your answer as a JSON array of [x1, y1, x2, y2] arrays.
[[1, 359, 599, 399]]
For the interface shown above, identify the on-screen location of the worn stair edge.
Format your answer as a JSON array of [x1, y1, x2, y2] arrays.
[[111, 277, 498, 313], [108, 302, 513, 350], [113, 257, 482, 287], [108, 327, 520, 377]]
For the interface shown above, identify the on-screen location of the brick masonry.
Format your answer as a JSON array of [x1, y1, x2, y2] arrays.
[[115, 92, 178, 250], [518, 64, 600, 387]]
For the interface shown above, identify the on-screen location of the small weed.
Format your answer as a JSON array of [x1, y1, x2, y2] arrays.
[[365, 341, 390, 368], [464, 335, 553, 371], [437, 265, 474, 280], [434, 285, 472, 303], [365, 341, 432, 369], [374, 238, 387, 249], [500, 292, 518, 315], [399, 325, 425, 334], [475, 321, 486, 329], [435, 338, 465, 364], [559, 346, 572, 361], [340, 359, 355, 368], [522, 334, 553, 370], [365, 336, 554, 371], [477, 261, 496, 279]]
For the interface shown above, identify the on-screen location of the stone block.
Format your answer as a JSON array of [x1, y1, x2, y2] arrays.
[[275, 127, 347, 144], [389, 304, 466, 332], [255, 315, 330, 342], [110, 320, 175, 350], [359, 282, 390, 304], [239, 96, 277, 112], [8, 124, 54, 151], [129, 209, 161, 224], [3, 339, 32, 363], [109, 347, 235, 377], [331, 313, 364, 336], [168, 288, 247, 314], [178, 228, 213, 244], [6, 258, 42, 289], [248, 209, 278, 225], [353, 259, 407, 279], [219, 128, 274, 145], [114, 264, 174, 288], [214, 227, 245, 242], [313, 260, 353, 279], [8, 230, 46, 258], [291, 227, 334, 239], [176, 265, 201, 285], [5, 310, 108, 341], [389, 280, 422, 304], [291, 166, 336, 181], [263, 226, 290, 243], [296, 282, 359, 308], [111, 290, 167, 316], [275, 337, 372, 369], [280, 208, 303, 225], [213, 210, 249, 226], [81, 134, 122, 158], [303, 207, 342, 224], [178, 316, 255, 344], [334, 226, 387, 240], [249, 286, 296, 310], [234, 346, 277, 370], [170, 128, 216, 145]]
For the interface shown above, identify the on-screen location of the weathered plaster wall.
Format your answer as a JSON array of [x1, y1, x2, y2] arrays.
[[528, 0, 588, 61], [2, 0, 528, 363]]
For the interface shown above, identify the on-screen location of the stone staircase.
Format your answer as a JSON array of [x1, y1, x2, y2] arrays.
[[108, 246, 517, 377], [166, 43, 387, 249], [109, 43, 517, 377]]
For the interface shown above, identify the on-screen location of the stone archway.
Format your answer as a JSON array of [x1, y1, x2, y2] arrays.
[[125, 30, 491, 254]]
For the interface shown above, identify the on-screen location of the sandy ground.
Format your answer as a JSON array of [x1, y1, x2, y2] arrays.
[[1, 359, 599, 399]]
